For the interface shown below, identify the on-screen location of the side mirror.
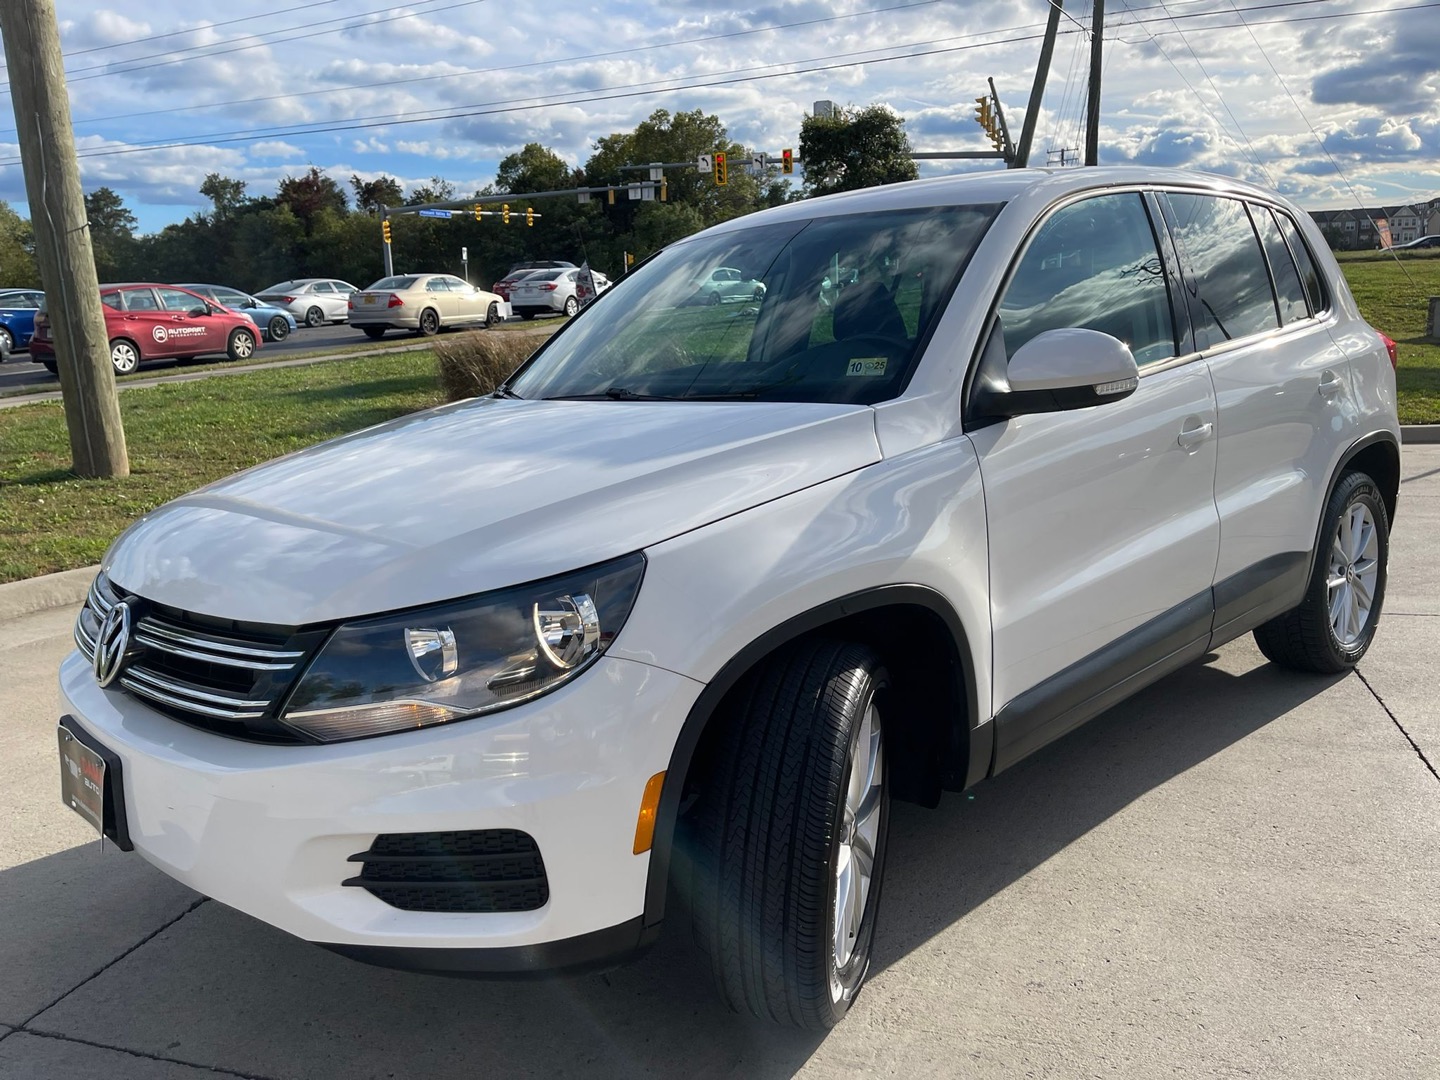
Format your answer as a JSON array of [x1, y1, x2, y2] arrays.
[[189, 306, 210, 318], [970, 326, 1139, 421]]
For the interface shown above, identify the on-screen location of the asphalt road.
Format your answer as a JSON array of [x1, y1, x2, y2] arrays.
[[1, 448, 1437, 1079]]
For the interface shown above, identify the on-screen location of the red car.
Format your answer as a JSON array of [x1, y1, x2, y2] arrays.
[[30, 282, 262, 376]]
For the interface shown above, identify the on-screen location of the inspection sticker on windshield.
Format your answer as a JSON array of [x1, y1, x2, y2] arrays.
[[846, 358, 888, 377]]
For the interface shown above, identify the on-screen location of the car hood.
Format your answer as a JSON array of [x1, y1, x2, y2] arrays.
[[104, 397, 881, 625]]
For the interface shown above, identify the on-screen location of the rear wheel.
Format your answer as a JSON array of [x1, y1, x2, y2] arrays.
[[305, 306, 324, 328], [417, 308, 440, 336], [362, 326, 386, 340], [41, 359, 57, 374], [0, 327, 13, 354], [267, 316, 290, 342], [109, 338, 140, 375], [226, 327, 256, 361], [1254, 470, 1389, 672], [694, 639, 890, 1030]]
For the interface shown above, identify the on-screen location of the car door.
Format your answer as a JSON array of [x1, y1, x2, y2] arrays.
[[155, 287, 226, 355], [327, 281, 357, 319], [443, 277, 483, 323], [110, 287, 176, 357], [965, 190, 1222, 771], [1159, 193, 1355, 641]]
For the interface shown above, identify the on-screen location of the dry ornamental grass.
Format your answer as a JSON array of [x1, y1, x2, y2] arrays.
[[433, 331, 544, 402]]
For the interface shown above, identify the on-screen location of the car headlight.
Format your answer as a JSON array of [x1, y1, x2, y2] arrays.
[[279, 553, 645, 742]]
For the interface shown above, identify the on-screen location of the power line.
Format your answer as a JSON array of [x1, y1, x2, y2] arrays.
[[1, 0, 946, 135]]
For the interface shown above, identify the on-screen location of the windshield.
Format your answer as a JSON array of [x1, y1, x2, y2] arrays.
[[509, 204, 999, 404]]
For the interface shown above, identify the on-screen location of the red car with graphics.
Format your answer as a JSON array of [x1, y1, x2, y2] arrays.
[[29, 283, 261, 376]]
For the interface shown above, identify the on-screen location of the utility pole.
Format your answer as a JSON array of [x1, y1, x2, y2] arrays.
[[1085, 0, 1105, 166], [1, 0, 128, 477], [1016, 0, 1063, 168]]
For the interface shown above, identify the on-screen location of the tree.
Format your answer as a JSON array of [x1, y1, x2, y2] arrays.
[[276, 166, 347, 232], [84, 186, 138, 281], [799, 104, 918, 197], [495, 143, 574, 195], [200, 173, 248, 221], [350, 174, 403, 214], [0, 199, 38, 287], [405, 176, 457, 206]]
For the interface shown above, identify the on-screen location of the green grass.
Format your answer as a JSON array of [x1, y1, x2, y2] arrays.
[[0, 351, 442, 583], [1337, 252, 1440, 425]]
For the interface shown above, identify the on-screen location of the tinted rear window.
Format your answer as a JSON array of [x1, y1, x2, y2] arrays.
[[1164, 193, 1279, 347]]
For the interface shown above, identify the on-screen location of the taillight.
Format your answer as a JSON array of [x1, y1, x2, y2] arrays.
[[387, 294, 404, 308], [347, 298, 355, 309], [540, 283, 557, 291], [1379, 331, 1398, 370]]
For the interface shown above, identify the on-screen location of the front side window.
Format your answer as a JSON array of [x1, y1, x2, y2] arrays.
[[1165, 193, 1279, 347], [157, 288, 205, 313], [509, 204, 999, 405], [995, 193, 1177, 366]]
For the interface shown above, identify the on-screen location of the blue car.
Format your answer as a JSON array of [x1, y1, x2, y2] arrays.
[[0, 288, 44, 355], [175, 283, 297, 343]]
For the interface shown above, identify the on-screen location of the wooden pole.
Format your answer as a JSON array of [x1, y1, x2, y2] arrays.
[[1016, 0, 1063, 168], [1, 0, 129, 477], [1085, 0, 1105, 166]]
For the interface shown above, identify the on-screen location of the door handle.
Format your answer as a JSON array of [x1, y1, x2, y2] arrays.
[[1318, 371, 1343, 397], [1177, 421, 1213, 450]]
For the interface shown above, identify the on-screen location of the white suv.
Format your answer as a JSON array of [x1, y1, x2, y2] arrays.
[[58, 168, 1399, 1030]]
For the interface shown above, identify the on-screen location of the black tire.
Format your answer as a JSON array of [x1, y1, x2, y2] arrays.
[[42, 359, 57, 374], [267, 316, 290, 342], [1254, 470, 1390, 673], [694, 639, 890, 1030], [563, 296, 579, 317], [0, 326, 13, 354], [707, 291, 722, 306], [362, 326, 386, 340], [485, 302, 500, 328], [109, 338, 140, 375], [226, 327, 256, 361], [417, 308, 440, 336], [521, 311, 536, 321], [304, 306, 325, 328]]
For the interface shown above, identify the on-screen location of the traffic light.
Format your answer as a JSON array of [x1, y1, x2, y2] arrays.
[[381, 219, 391, 244], [974, 96, 994, 134], [625, 252, 635, 268], [781, 148, 794, 174], [659, 176, 668, 202], [502, 203, 510, 224], [713, 151, 727, 186], [526, 207, 534, 227], [473, 204, 483, 221]]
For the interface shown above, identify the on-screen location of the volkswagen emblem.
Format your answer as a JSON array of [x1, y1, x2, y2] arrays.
[[93, 600, 133, 688]]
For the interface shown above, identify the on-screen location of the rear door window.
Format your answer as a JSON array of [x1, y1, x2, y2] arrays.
[[1253, 207, 1310, 324], [996, 192, 1177, 366], [1163, 193, 1279, 348], [1275, 212, 1327, 314]]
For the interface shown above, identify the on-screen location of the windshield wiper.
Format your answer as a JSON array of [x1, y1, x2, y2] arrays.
[[544, 387, 684, 401], [491, 385, 523, 399]]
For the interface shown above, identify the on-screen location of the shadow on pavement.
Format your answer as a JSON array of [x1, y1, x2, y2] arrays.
[[0, 650, 1343, 1080]]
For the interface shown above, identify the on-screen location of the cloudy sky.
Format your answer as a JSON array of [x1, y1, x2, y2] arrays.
[[0, 0, 1436, 232]]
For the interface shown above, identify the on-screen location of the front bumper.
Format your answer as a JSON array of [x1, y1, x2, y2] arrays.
[[59, 650, 701, 968]]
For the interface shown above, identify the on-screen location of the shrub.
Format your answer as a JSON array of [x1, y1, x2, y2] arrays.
[[434, 331, 543, 402]]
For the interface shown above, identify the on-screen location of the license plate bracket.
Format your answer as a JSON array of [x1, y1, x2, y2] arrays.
[[58, 715, 133, 850]]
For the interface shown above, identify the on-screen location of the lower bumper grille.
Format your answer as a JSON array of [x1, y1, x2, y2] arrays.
[[343, 830, 550, 913]]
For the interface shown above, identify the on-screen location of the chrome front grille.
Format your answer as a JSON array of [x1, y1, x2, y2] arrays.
[[75, 573, 322, 742]]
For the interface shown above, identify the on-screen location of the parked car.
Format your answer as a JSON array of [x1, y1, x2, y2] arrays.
[[505, 259, 576, 276], [348, 273, 506, 338], [56, 168, 1398, 1031], [175, 284, 298, 342], [29, 283, 261, 375], [0, 288, 43, 354], [509, 267, 605, 319], [254, 278, 358, 327], [1391, 235, 1440, 250], [688, 265, 767, 305]]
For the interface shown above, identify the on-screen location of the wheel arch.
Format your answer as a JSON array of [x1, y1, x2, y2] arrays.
[[1333, 430, 1400, 527], [641, 584, 984, 929]]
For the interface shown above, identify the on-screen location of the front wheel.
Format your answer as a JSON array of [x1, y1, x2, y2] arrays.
[[0, 327, 13, 354], [694, 639, 890, 1029], [304, 306, 324, 328], [1254, 470, 1390, 672], [226, 327, 256, 361], [267, 316, 290, 342], [485, 302, 501, 328], [109, 338, 140, 375]]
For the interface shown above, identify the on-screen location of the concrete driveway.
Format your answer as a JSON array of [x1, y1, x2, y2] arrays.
[[2, 449, 1437, 1079]]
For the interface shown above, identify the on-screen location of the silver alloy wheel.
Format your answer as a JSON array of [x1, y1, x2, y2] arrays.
[[230, 330, 254, 359], [0, 327, 12, 353], [110, 340, 138, 374], [1328, 500, 1379, 647], [833, 700, 883, 982]]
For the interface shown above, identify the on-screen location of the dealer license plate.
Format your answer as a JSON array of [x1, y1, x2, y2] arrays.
[[58, 725, 106, 836]]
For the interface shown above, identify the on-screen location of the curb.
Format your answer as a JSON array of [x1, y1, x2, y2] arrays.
[[0, 565, 97, 621], [1401, 425, 1440, 444]]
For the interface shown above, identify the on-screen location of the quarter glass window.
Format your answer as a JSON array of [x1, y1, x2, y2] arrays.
[[1275, 212, 1326, 313], [996, 193, 1176, 366], [1255, 207, 1309, 324]]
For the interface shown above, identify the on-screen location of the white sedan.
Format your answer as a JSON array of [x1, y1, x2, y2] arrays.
[[348, 274, 507, 338], [254, 278, 359, 327], [510, 268, 610, 320]]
